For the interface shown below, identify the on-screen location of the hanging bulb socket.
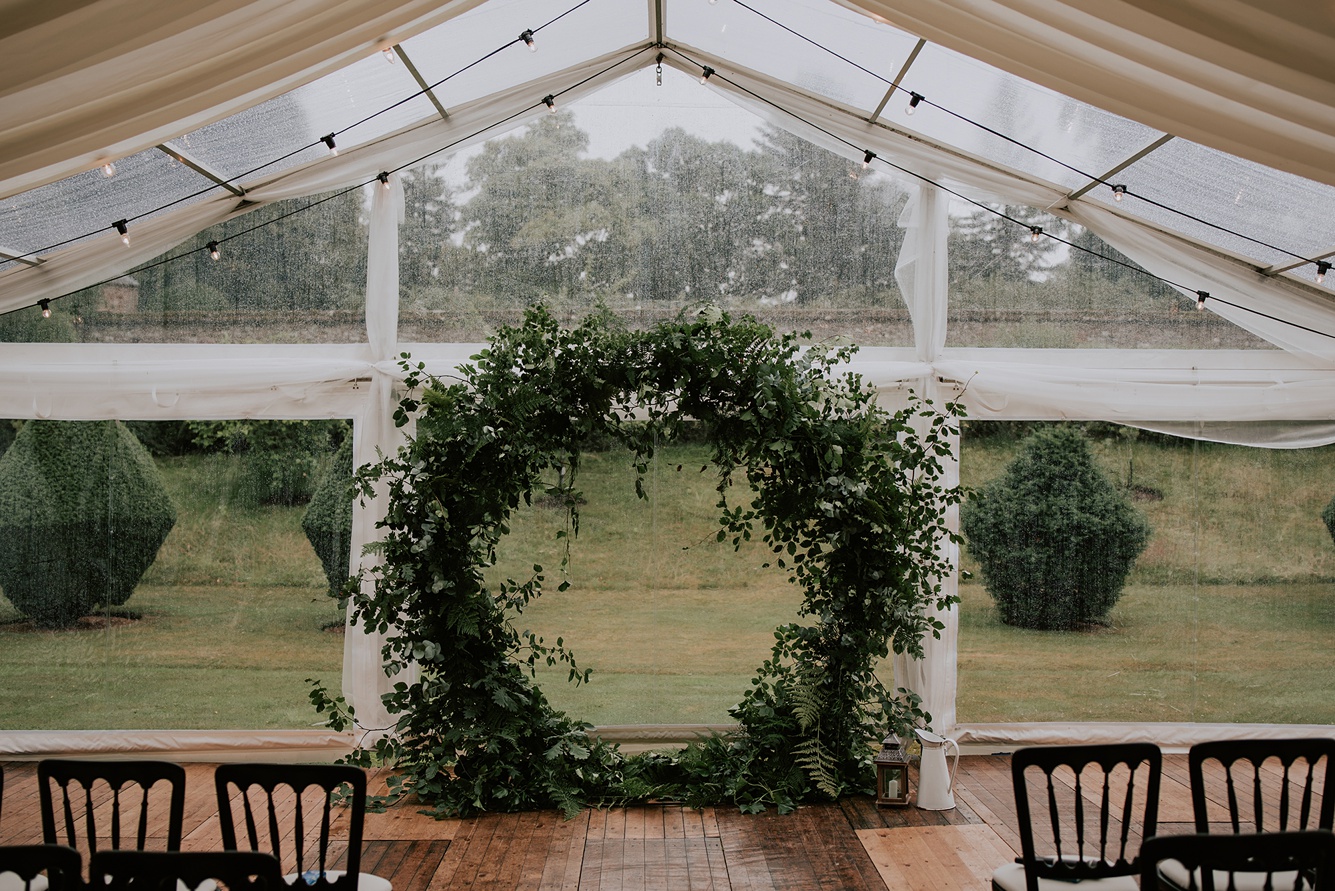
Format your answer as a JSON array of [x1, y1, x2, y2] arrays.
[[700, 66, 715, 85], [207, 240, 220, 261], [1196, 290, 1208, 310], [520, 29, 535, 51], [906, 92, 923, 114], [1030, 226, 1042, 243], [862, 149, 876, 169], [38, 299, 51, 319], [1112, 183, 1126, 202], [543, 94, 556, 114], [321, 133, 338, 155], [378, 171, 391, 190], [1317, 260, 1330, 284], [101, 161, 116, 178], [113, 219, 130, 246]]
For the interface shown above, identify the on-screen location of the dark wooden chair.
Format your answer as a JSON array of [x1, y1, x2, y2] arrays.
[[38, 760, 186, 859], [214, 764, 390, 891], [992, 743, 1162, 891], [92, 850, 286, 891], [1158, 738, 1335, 891], [0, 844, 82, 891], [1142, 830, 1335, 891]]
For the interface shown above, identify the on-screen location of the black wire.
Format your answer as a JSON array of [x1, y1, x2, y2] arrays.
[[0, 0, 598, 268], [665, 47, 1335, 341], [721, 0, 1325, 269]]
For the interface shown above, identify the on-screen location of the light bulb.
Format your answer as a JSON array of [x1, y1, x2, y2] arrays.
[[321, 133, 338, 155], [383, 47, 397, 63], [1112, 183, 1126, 202], [1030, 227, 1042, 243], [114, 219, 130, 246], [906, 92, 923, 115], [101, 162, 116, 178], [700, 66, 714, 85], [38, 299, 51, 319], [520, 29, 535, 52], [207, 241, 220, 261], [655, 55, 663, 87], [1317, 261, 1330, 284]]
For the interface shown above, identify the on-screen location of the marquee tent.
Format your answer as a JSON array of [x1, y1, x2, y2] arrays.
[[2, 0, 1334, 756]]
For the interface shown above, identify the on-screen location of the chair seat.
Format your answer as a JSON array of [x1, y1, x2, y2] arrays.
[[285, 871, 392, 891], [0, 874, 49, 891], [1158, 858, 1303, 891], [992, 861, 1140, 891]]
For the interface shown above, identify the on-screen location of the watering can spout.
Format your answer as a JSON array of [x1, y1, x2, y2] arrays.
[[913, 729, 959, 810]]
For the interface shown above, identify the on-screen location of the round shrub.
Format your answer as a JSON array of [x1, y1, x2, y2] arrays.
[[961, 425, 1150, 630], [0, 420, 177, 628], [302, 436, 353, 598]]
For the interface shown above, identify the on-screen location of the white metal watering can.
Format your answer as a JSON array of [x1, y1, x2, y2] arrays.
[[913, 728, 959, 810]]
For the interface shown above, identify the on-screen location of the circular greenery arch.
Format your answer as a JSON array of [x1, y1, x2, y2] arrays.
[[315, 306, 962, 816]]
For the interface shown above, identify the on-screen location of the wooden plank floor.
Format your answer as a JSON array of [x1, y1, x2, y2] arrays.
[[0, 755, 1200, 890]]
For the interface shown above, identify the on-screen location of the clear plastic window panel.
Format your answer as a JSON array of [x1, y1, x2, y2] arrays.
[[895, 43, 1165, 195], [0, 192, 370, 344], [399, 68, 913, 347], [399, 0, 646, 112], [669, 0, 914, 114], [0, 419, 346, 730], [956, 421, 1335, 725], [1085, 138, 1335, 275], [945, 199, 1271, 349]]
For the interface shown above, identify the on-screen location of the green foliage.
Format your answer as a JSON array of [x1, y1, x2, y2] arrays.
[[187, 420, 342, 506], [960, 426, 1150, 630], [0, 420, 177, 628], [312, 306, 961, 815], [1322, 495, 1335, 549], [302, 437, 354, 597]]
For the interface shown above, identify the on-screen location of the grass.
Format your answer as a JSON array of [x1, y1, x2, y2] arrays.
[[2, 428, 1333, 731]]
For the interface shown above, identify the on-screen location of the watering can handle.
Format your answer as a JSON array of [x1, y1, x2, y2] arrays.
[[945, 737, 960, 792]]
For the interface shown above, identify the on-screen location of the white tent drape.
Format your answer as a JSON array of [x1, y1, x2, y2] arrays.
[[836, 0, 1335, 188]]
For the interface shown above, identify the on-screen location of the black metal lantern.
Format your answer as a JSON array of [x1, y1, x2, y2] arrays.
[[874, 736, 910, 807]]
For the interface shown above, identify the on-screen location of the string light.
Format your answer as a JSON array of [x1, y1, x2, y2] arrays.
[[1317, 261, 1330, 285], [321, 133, 338, 155], [906, 92, 923, 115], [520, 29, 536, 52], [700, 66, 715, 85], [207, 241, 220, 260], [1112, 184, 1126, 202], [38, 299, 50, 319], [383, 47, 397, 64], [656, 53, 663, 87], [113, 219, 130, 246], [1030, 226, 1042, 243], [1196, 290, 1209, 310], [543, 94, 557, 114], [101, 162, 116, 178], [862, 149, 876, 169]]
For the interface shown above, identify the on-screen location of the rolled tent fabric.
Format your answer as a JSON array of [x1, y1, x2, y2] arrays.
[[0, 0, 487, 199], [833, 0, 1335, 188]]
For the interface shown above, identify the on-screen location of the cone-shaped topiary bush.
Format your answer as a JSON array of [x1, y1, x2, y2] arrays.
[[961, 425, 1150, 630], [0, 420, 177, 628], [302, 435, 354, 598], [1322, 495, 1335, 548]]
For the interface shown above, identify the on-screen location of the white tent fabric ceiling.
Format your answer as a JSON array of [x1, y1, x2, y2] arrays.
[[2, 0, 1335, 746]]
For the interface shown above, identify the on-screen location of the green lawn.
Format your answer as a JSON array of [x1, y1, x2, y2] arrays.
[[1, 429, 1333, 730]]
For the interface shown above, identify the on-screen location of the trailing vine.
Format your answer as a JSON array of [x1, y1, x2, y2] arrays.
[[311, 305, 962, 816]]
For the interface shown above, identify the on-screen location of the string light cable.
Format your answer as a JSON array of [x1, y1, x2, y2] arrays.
[[714, 0, 1334, 278], [0, 0, 598, 269], [9, 51, 646, 321], [666, 51, 1335, 342]]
